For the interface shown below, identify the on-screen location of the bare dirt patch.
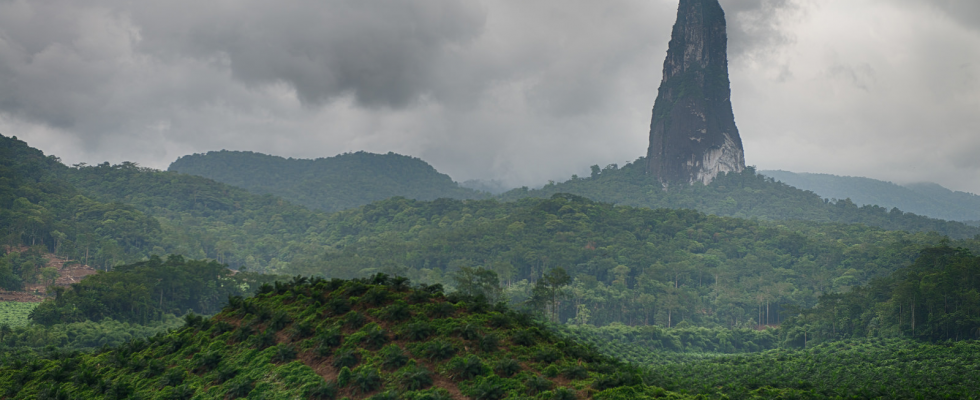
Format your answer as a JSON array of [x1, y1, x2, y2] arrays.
[[0, 252, 99, 302]]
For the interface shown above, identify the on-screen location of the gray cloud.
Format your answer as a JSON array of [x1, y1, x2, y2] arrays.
[[1, 0, 980, 195]]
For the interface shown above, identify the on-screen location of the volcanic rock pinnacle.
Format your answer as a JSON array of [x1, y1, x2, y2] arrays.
[[646, 0, 745, 187]]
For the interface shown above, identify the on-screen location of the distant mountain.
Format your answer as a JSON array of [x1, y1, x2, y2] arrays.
[[169, 150, 488, 213], [497, 158, 980, 239], [761, 170, 980, 222]]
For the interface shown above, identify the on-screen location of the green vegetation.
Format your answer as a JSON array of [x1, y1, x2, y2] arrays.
[[645, 338, 980, 399], [558, 324, 778, 363], [780, 243, 980, 345], [168, 150, 488, 212], [0, 275, 699, 399], [499, 161, 980, 239], [1, 135, 162, 273], [287, 194, 978, 330], [28, 255, 280, 325], [0, 302, 37, 328], [763, 170, 980, 222], [0, 315, 181, 351]]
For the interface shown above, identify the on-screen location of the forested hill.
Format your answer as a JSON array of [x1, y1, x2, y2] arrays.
[[762, 170, 980, 222], [498, 158, 980, 239], [168, 150, 488, 212]]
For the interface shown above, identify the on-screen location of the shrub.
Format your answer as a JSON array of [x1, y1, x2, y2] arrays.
[[562, 365, 589, 380], [333, 349, 360, 369], [226, 378, 254, 398], [381, 345, 409, 370], [362, 287, 391, 306], [468, 377, 508, 400], [477, 334, 499, 353], [448, 355, 487, 381], [427, 303, 455, 318], [512, 330, 535, 346], [231, 326, 254, 343], [398, 366, 433, 390], [326, 297, 351, 316], [544, 364, 559, 378], [525, 375, 554, 395], [404, 322, 434, 341], [158, 367, 186, 388], [362, 324, 389, 349], [351, 368, 383, 394], [368, 391, 401, 400], [290, 321, 315, 340], [268, 311, 292, 331], [494, 359, 521, 378], [381, 301, 412, 322], [304, 382, 337, 400], [345, 312, 366, 329], [422, 340, 456, 360], [455, 323, 481, 340], [192, 351, 222, 372], [534, 348, 561, 364], [487, 314, 511, 329], [553, 387, 577, 400], [316, 328, 344, 348], [271, 344, 298, 363], [251, 330, 276, 349], [408, 289, 430, 304], [214, 366, 238, 384]]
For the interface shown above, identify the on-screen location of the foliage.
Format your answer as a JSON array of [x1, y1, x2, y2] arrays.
[[645, 338, 980, 399], [499, 161, 980, 239], [286, 194, 977, 330], [27, 255, 279, 325], [0, 275, 693, 399], [168, 149, 488, 213], [780, 243, 980, 346], [0, 302, 37, 328]]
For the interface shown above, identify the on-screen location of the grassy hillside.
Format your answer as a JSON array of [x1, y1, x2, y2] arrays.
[[169, 150, 488, 213], [762, 170, 980, 222], [0, 275, 695, 400], [498, 159, 980, 239]]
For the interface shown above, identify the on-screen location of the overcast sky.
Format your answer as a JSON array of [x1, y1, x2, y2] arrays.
[[2, 0, 979, 193]]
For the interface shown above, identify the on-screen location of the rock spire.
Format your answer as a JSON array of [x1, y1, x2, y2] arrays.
[[646, 0, 745, 187]]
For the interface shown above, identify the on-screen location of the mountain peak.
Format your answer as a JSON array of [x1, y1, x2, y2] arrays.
[[646, 0, 745, 187]]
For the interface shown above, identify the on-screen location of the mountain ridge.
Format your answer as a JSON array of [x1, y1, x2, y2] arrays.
[[762, 170, 980, 222]]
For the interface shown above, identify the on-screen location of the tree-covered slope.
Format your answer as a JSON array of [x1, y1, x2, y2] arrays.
[[0, 275, 695, 400], [286, 195, 980, 329], [762, 170, 980, 222], [168, 150, 488, 213], [498, 159, 980, 239], [0, 135, 164, 276]]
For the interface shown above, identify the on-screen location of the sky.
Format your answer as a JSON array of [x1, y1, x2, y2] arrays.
[[1, 0, 979, 193]]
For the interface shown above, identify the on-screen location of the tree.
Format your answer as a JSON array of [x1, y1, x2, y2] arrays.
[[452, 267, 502, 303], [530, 267, 571, 323]]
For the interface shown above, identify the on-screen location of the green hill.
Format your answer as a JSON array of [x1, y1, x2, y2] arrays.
[[168, 150, 488, 213], [497, 158, 980, 239], [762, 170, 980, 222], [0, 274, 694, 400]]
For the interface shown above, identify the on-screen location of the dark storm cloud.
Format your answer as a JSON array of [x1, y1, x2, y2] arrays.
[[2, 0, 979, 194], [130, 0, 487, 108]]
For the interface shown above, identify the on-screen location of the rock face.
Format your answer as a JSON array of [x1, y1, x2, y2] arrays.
[[646, 0, 745, 187]]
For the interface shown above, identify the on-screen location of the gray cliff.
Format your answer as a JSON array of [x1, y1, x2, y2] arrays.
[[646, 0, 745, 187]]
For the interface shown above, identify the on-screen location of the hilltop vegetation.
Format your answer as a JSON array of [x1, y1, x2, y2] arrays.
[[6, 135, 980, 335], [286, 195, 980, 330], [762, 170, 980, 222], [0, 275, 695, 400], [499, 159, 980, 239], [168, 150, 487, 213]]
